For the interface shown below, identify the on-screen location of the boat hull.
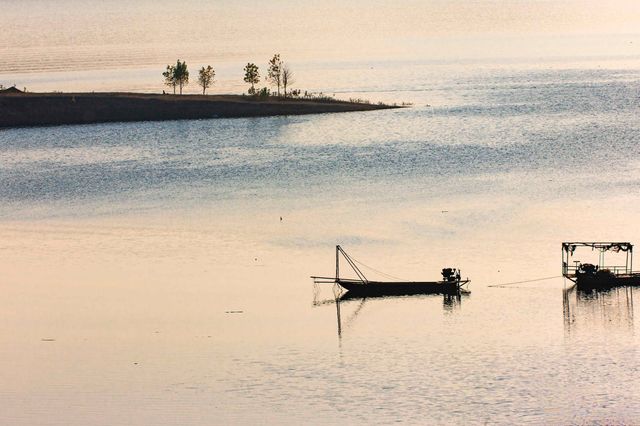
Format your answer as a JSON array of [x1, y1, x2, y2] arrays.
[[576, 273, 640, 291], [337, 279, 466, 296]]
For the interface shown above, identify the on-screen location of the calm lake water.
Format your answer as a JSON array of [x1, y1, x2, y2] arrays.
[[2, 1, 640, 424]]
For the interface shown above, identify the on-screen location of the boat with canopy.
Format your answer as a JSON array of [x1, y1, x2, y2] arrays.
[[562, 242, 640, 290]]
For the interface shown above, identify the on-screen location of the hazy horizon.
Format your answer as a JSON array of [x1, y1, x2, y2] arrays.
[[2, 0, 640, 94]]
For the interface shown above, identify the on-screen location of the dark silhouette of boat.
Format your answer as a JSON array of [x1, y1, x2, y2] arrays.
[[312, 245, 470, 297], [562, 242, 640, 291]]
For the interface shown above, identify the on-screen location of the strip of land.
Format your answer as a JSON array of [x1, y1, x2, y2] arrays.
[[0, 91, 399, 128]]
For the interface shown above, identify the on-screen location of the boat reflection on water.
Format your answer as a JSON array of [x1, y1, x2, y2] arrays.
[[563, 284, 635, 332], [442, 291, 466, 312], [313, 285, 469, 338]]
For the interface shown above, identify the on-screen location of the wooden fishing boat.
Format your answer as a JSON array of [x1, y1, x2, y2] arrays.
[[562, 242, 640, 291], [312, 246, 470, 296]]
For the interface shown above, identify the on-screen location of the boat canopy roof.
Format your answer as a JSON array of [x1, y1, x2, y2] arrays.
[[562, 242, 633, 254]]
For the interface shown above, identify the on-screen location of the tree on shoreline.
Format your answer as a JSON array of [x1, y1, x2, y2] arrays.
[[267, 54, 282, 96], [162, 60, 189, 94], [244, 63, 260, 94], [174, 60, 189, 94], [162, 65, 177, 94], [198, 65, 215, 95], [282, 64, 294, 97]]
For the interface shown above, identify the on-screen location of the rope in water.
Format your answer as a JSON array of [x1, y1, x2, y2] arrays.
[[488, 275, 561, 288], [344, 250, 562, 287]]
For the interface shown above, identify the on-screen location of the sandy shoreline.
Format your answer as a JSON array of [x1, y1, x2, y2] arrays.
[[0, 91, 399, 128]]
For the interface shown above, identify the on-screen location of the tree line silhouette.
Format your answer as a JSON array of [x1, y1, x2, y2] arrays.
[[163, 54, 296, 97]]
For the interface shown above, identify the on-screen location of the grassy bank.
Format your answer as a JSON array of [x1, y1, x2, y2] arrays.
[[0, 91, 400, 128]]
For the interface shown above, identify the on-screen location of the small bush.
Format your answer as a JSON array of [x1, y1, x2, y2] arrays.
[[349, 97, 371, 104]]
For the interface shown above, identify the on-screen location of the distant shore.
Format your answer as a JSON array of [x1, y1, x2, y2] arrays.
[[0, 91, 400, 128]]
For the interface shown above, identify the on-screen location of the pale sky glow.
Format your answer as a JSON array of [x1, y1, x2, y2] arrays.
[[1, 1, 639, 63], [1, 0, 639, 91]]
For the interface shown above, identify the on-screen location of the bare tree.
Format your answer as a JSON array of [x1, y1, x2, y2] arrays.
[[282, 64, 295, 97], [198, 65, 215, 95]]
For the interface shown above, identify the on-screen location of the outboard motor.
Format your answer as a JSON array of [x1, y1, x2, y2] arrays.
[[577, 263, 598, 276], [441, 268, 458, 282]]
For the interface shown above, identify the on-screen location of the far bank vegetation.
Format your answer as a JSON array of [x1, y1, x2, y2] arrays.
[[161, 54, 388, 105], [162, 59, 189, 95]]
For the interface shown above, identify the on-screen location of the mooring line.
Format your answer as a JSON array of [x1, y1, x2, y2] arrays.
[[488, 275, 561, 288]]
